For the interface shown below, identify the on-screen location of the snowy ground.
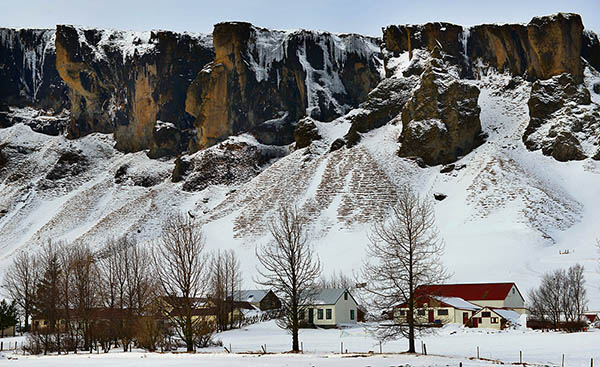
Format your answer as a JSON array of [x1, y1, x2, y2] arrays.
[[1, 321, 599, 366], [1, 58, 600, 309]]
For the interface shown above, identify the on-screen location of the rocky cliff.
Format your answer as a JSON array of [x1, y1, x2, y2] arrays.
[[0, 13, 599, 164], [382, 13, 586, 81], [55, 25, 215, 157], [0, 28, 68, 112], [186, 22, 382, 150]]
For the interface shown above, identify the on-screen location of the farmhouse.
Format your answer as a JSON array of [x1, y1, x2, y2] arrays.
[[394, 296, 480, 325], [416, 283, 526, 314], [299, 288, 359, 327], [470, 307, 521, 329], [235, 290, 281, 311]]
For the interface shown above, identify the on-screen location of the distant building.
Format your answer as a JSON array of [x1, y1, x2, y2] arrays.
[[394, 282, 526, 330], [1, 325, 16, 337], [299, 288, 359, 327], [235, 290, 281, 311], [394, 296, 480, 325], [470, 307, 521, 330], [415, 283, 526, 314]]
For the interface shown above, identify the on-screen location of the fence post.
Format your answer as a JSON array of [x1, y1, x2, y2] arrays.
[[424, 344, 427, 356], [1, 341, 3, 351], [477, 346, 480, 359], [591, 358, 593, 367], [562, 354, 565, 367], [340, 342, 343, 354], [379, 341, 382, 354], [301, 342, 303, 353], [520, 351, 522, 364]]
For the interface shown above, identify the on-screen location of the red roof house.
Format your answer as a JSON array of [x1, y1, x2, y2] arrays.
[[414, 283, 525, 312]]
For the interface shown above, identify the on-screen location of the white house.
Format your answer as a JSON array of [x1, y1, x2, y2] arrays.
[[471, 307, 521, 329], [299, 288, 359, 327], [394, 296, 480, 325]]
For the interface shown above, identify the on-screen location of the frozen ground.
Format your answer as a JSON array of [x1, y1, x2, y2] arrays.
[[1, 321, 599, 366]]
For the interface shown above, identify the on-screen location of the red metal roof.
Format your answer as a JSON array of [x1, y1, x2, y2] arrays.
[[415, 283, 517, 301]]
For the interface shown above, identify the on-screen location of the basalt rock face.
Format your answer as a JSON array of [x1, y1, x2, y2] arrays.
[[398, 65, 483, 166], [0, 29, 68, 112], [186, 22, 382, 151], [55, 25, 214, 157], [524, 73, 600, 161], [383, 13, 586, 82]]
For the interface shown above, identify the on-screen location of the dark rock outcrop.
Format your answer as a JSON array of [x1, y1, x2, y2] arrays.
[[398, 66, 483, 166], [45, 150, 87, 180], [187, 22, 382, 150], [582, 30, 600, 72], [0, 29, 68, 111], [294, 117, 322, 149], [345, 75, 417, 146], [524, 73, 599, 161], [178, 141, 286, 192], [55, 25, 215, 157]]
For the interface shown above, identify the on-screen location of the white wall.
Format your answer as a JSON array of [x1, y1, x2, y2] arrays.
[[333, 291, 358, 325], [503, 285, 526, 311]]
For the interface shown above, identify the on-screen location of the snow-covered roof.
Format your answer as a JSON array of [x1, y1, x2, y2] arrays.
[[312, 288, 350, 305], [238, 290, 269, 303], [436, 297, 480, 311], [492, 308, 521, 323]]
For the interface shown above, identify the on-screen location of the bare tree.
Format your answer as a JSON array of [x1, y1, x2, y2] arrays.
[[319, 270, 356, 289], [210, 249, 242, 331], [528, 264, 588, 330], [361, 188, 449, 353], [153, 214, 210, 352], [256, 205, 322, 352], [2, 251, 39, 331]]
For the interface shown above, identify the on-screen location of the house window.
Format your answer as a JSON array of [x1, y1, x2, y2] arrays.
[[491, 317, 498, 324], [398, 310, 406, 316], [344, 292, 348, 300], [326, 309, 332, 320], [482, 312, 491, 317], [350, 309, 355, 320], [317, 309, 324, 320], [61, 320, 66, 325], [437, 309, 449, 316], [299, 310, 305, 320], [417, 309, 425, 316], [34, 321, 39, 327]]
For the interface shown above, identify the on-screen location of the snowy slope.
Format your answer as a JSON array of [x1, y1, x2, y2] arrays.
[[1, 56, 600, 310]]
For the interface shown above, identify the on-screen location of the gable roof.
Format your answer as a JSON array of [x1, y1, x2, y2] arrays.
[[473, 307, 522, 324], [437, 297, 481, 311], [396, 296, 480, 311], [237, 290, 269, 303], [312, 288, 354, 305], [416, 283, 520, 301]]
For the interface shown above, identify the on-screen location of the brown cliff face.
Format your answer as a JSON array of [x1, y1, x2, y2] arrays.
[[383, 13, 586, 82], [186, 22, 382, 151], [398, 65, 483, 166], [55, 25, 214, 157]]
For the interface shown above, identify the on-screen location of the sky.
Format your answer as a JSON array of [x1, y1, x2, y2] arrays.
[[1, 0, 599, 36]]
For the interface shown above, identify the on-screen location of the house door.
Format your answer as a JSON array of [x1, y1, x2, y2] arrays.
[[472, 317, 479, 327], [463, 312, 469, 325], [308, 309, 314, 324], [428, 310, 434, 323]]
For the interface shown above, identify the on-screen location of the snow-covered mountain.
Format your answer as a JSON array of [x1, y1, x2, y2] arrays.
[[1, 13, 600, 307]]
